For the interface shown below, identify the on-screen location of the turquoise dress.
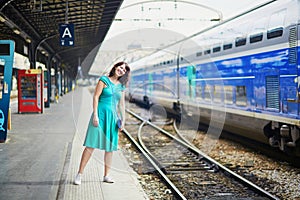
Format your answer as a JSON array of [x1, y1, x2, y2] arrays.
[[83, 76, 125, 151]]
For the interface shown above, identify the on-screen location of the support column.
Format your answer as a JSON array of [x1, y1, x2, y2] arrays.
[[45, 56, 51, 108], [55, 62, 59, 100], [64, 71, 68, 94], [60, 67, 63, 96], [28, 42, 37, 69]]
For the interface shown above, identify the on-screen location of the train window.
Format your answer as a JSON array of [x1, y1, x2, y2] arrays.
[[223, 43, 232, 50], [267, 27, 283, 39], [213, 85, 222, 103], [195, 84, 202, 100], [235, 37, 246, 47], [213, 46, 221, 53], [204, 85, 212, 101], [224, 86, 233, 104], [196, 52, 202, 57], [236, 86, 247, 106], [204, 49, 211, 55], [250, 33, 263, 43]]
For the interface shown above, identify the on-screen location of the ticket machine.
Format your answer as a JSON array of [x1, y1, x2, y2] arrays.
[[0, 40, 15, 143]]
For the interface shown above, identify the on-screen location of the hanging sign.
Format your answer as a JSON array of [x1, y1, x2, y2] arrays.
[[59, 23, 74, 46]]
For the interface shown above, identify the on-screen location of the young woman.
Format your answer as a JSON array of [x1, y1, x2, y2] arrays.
[[75, 61, 130, 184]]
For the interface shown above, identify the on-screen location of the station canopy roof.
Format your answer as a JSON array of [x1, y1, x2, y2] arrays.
[[0, 0, 124, 78]]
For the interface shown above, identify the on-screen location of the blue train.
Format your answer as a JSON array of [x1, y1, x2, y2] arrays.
[[128, 0, 300, 156]]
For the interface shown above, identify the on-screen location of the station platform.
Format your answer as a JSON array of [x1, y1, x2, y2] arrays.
[[0, 87, 148, 200]]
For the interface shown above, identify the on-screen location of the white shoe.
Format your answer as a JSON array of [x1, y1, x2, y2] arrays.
[[74, 173, 82, 185], [103, 176, 114, 183]]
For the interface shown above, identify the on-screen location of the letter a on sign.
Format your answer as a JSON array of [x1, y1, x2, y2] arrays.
[[62, 28, 72, 38], [59, 23, 75, 46]]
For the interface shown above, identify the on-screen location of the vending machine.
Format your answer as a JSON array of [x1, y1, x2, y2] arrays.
[[17, 69, 43, 113]]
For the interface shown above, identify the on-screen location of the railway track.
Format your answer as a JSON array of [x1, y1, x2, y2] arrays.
[[122, 108, 279, 200]]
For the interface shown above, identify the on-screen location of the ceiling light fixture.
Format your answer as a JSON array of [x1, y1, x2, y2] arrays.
[[25, 38, 32, 43], [13, 29, 21, 34], [0, 15, 6, 22]]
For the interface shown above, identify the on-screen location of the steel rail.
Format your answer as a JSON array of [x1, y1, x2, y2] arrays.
[[136, 121, 167, 173], [126, 108, 280, 200], [122, 123, 187, 200], [172, 120, 197, 149]]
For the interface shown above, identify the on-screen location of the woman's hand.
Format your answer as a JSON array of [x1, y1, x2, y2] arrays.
[[93, 115, 99, 127]]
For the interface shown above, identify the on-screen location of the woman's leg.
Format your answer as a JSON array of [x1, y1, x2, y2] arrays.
[[78, 147, 94, 173], [104, 151, 113, 176]]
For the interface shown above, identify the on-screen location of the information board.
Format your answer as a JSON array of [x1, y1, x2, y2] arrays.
[[0, 40, 14, 143]]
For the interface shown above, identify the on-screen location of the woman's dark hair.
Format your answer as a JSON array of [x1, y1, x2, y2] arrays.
[[108, 61, 130, 85]]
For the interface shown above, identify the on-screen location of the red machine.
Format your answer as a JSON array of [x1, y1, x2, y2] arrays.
[[17, 69, 43, 113]]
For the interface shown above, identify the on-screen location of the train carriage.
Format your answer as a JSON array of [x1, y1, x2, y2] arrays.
[[128, 0, 300, 156]]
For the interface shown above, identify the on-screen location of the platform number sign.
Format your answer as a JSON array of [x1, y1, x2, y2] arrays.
[[59, 23, 74, 46]]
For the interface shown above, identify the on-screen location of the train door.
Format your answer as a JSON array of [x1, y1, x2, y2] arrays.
[[185, 65, 196, 115], [187, 65, 196, 99], [144, 72, 153, 106]]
